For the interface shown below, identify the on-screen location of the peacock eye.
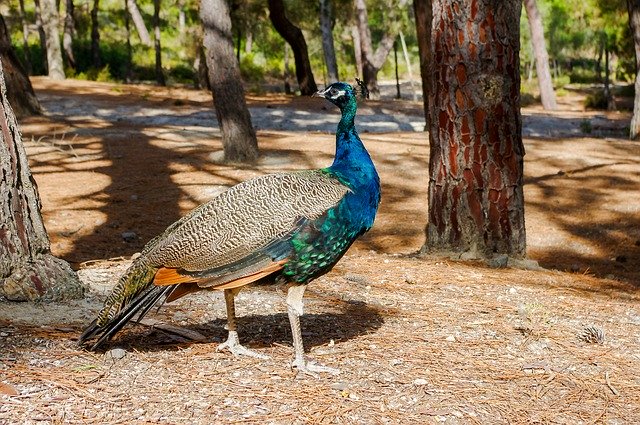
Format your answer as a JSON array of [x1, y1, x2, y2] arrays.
[[330, 88, 339, 96]]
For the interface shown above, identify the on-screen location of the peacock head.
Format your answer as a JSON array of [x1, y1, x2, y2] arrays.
[[313, 79, 369, 110]]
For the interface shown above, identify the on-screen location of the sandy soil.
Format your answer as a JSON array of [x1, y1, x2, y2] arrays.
[[1, 78, 639, 424]]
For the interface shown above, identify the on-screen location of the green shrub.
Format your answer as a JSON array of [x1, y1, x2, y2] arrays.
[[569, 67, 599, 84], [584, 89, 608, 109]]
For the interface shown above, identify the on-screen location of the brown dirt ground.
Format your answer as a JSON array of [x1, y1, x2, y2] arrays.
[[1, 78, 639, 424]]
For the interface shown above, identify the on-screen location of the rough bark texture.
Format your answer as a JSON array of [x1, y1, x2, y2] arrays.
[[0, 61, 83, 302], [320, 0, 339, 82], [63, 0, 76, 70], [628, 0, 640, 140], [0, 14, 41, 118], [355, 0, 401, 99], [424, 0, 526, 258], [267, 0, 317, 95], [413, 0, 432, 127], [91, 0, 101, 68], [40, 0, 65, 80], [127, 0, 152, 46], [201, 0, 258, 163], [523, 0, 556, 110], [153, 0, 165, 86]]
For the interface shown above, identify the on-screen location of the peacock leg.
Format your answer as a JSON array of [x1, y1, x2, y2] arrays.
[[286, 284, 340, 377], [217, 288, 269, 359]]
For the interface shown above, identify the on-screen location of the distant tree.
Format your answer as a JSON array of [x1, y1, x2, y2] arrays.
[[40, 0, 65, 79], [523, 0, 557, 110], [127, 0, 152, 46], [628, 0, 640, 139], [320, 0, 339, 82], [153, 0, 166, 86], [0, 14, 41, 117], [33, 0, 48, 71], [268, 0, 318, 95], [201, 0, 259, 162], [91, 0, 101, 68], [413, 0, 431, 129], [423, 0, 526, 259], [354, 0, 405, 99], [63, 0, 76, 70], [0, 61, 83, 302], [17, 0, 32, 75]]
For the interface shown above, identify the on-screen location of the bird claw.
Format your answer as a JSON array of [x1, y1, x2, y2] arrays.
[[217, 331, 269, 360], [291, 357, 340, 378]]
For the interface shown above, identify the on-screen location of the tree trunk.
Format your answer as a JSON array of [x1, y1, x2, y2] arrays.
[[34, 0, 49, 73], [351, 25, 363, 78], [267, 0, 317, 95], [413, 0, 431, 129], [424, 0, 526, 259], [153, 0, 165, 86], [91, 0, 101, 68], [201, 0, 258, 163], [354, 0, 401, 99], [124, 0, 133, 82], [17, 0, 32, 75], [63, 0, 76, 70], [0, 60, 83, 302], [523, 0, 556, 110], [628, 0, 640, 139], [0, 15, 41, 118], [40, 0, 65, 80], [319, 0, 338, 82], [127, 0, 152, 46]]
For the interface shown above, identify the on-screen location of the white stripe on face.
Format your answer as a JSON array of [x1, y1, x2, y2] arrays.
[[331, 90, 346, 100]]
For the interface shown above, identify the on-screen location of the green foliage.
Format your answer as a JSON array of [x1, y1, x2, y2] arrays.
[[584, 89, 608, 109]]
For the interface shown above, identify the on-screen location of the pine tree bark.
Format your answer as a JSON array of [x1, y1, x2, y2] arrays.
[[40, 0, 65, 80], [63, 0, 76, 70], [153, 0, 165, 86], [354, 0, 402, 99], [319, 0, 339, 82], [523, 0, 556, 110], [91, 0, 101, 68], [267, 0, 317, 95], [424, 0, 526, 259], [413, 0, 432, 129], [127, 0, 152, 46], [0, 14, 41, 118], [0, 61, 83, 302], [628, 0, 640, 140], [201, 0, 258, 163]]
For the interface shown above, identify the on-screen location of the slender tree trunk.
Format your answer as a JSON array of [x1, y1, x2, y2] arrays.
[[0, 15, 41, 118], [319, 0, 338, 82], [34, 0, 48, 73], [124, 0, 133, 82], [201, 0, 258, 163], [351, 25, 363, 78], [628, 0, 640, 139], [523, 0, 556, 110], [17, 0, 32, 75], [399, 31, 417, 101], [245, 29, 252, 54], [424, 0, 526, 259], [0, 60, 83, 302], [354, 0, 401, 99], [91, 0, 101, 68], [413, 0, 432, 130], [127, 0, 152, 46], [63, 0, 76, 70], [40, 0, 65, 79], [153, 0, 165, 86], [267, 0, 317, 95]]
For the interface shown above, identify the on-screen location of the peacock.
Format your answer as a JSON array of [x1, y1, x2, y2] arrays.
[[78, 80, 380, 376]]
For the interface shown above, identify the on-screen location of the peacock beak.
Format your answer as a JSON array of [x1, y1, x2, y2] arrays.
[[312, 88, 328, 98]]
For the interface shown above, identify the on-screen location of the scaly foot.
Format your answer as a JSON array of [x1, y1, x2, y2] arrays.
[[217, 331, 269, 359], [291, 356, 340, 377]]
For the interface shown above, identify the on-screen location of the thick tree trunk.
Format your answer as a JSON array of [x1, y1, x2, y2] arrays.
[[0, 61, 83, 302], [319, 0, 338, 82], [153, 0, 165, 86], [63, 0, 76, 70], [0, 15, 41, 118], [424, 0, 526, 259], [17, 0, 32, 75], [91, 0, 101, 68], [201, 0, 258, 163], [40, 0, 65, 80], [267, 0, 317, 95], [127, 0, 152, 46], [628, 0, 640, 139], [354, 0, 400, 99], [523, 0, 556, 110]]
